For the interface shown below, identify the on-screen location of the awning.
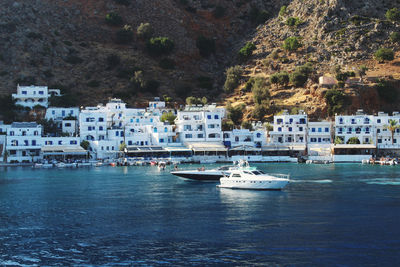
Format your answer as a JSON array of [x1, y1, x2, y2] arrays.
[[187, 142, 227, 152], [126, 146, 166, 153], [230, 145, 261, 151], [262, 146, 290, 151], [165, 147, 192, 152], [42, 145, 87, 155]]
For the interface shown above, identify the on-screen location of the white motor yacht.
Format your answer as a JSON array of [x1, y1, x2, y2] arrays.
[[218, 161, 289, 190]]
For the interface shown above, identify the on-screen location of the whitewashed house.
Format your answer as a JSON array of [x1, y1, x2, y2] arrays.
[[175, 104, 225, 143], [79, 107, 108, 141], [334, 110, 375, 145], [45, 107, 80, 136], [307, 121, 333, 161], [12, 85, 60, 109], [5, 122, 42, 163]]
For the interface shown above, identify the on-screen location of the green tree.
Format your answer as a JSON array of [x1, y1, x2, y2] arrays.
[[384, 119, 400, 144], [196, 35, 216, 57], [137, 22, 154, 40], [386, 8, 400, 22], [269, 73, 279, 87], [252, 103, 268, 121], [346, 137, 360, 144], [290, 71, 308, 87], [375, 48, 395, 62], [227, 103, 245, 125], [241, 120, 254, 131], [283, 37, 302, 53], [160, 112, 176, 124], [80, 140, 90, 150], [334, 136, 344, 145], [279, 5, 287, 17], [252, 77, 270, 104], [238, 42, 256, 60], [325, 89, 346, 116], [222, 119, 234, 131], [357, 65, 368, 83], [146, 37, 175, 56], [286, 17, 301, 27], [277, 71, 290, 86], [224, 65, 243, 93], [119, 142, 127, 151]]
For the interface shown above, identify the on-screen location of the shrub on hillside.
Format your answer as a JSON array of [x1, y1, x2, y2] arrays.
[[286, 17, 301, 27], [241, 120, 254, 131], [238, 42, 256, 60], [390, 32, 400, 43], [137, 23, 154, 40], [252, 77, 270, 105], [223, 65, 243, 93], [196, 35, 216, 57], [375, 48, 394, 62], [146, 37, 174, 56], [106, 54, 120, 69], [386, 8, 400, 22], [105, 13, 124, 26], [283, 37, 302, 52], [252, 103, 268, 121], [279, 5, 287, 17]]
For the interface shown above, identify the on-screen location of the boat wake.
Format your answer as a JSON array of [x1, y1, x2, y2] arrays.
[[362, 178, 400, 186], [291, 179, 333, 184]]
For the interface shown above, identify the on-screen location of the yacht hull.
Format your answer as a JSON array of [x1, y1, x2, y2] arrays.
[[171, 171, 226, 181], [218, 178, 289, 190]]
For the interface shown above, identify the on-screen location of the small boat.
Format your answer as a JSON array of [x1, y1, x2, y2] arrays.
[[56, 162, 67, 168], [218, 161, 289, 190], [150, 160, 158, 166], [170, 165, 234, 181], [158, 161, 166, 170]]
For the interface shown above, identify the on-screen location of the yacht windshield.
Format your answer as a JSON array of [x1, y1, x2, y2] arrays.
[[251, 171, 265, 175]]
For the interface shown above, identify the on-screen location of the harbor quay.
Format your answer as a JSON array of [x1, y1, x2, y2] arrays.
[[2, 85, 400, 165]]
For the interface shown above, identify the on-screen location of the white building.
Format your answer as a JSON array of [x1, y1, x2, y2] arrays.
[[307, 121, 333, 161], [269, 110, 307, 146], [5, 122, 42, 163], [12, 85, 60, 109], [45, 107, 80, 136], [175, 104, 225, 143], [334, 110, 375, 145]]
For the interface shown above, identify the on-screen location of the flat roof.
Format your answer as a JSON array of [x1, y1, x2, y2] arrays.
[[42, 145, 87, 154], [334, 144, 376, 149]]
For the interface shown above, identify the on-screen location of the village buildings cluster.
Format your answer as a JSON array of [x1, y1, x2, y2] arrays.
[[0, 85, 400, 164]]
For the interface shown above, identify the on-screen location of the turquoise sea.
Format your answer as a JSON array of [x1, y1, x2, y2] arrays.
[[0, 163, 400, 266]]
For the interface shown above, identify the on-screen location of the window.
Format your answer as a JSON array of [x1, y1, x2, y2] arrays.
[[10, 131, 14, 136], [377, 119, 381, 123], [207, 115, 211, 119], [378, 139, 382, 143], [299, 118, 306, 124], [99, 117, 104, 122], [164, 127, 168, 132], [311, 138, 316, 142], [58, 141, 62, 145], [70, 140, 77, 145], [154, 127, 158, 133], [198, 134, 203, 138], [235, 137, 239, 142], [377, 129, 381, 133], [278, 137, 282, 143], [394, 139, 397, 144], [22, 131, 26, 136], [289, 127, 292, 132], [312, 128, 316, 132], [62, 110, 65, 116], [128, 141, 132, 145], [24, 140, 29, 146], [278, 127, 282, 132], [277, 119, 283, 124], [299, 127, 303, 132], [52, 110, 55, 115], [99, 126, 103, 131], [256, 133, 261, 138], [185, 134, 192, 138], [289, 118, 293, 123], [214, 115, 219, 119], [22, 91, 27, 95], [136, 119, 139, 123], [45, 141, 53, 145], [159, 138, 164, 143], [209, 133, 217, 138], [318, 128, 322, 132], [318, 138, 322, 143], [325, 127, 329, 132], [116, 131, 119, 136], [65, 123, 71, 127], [32, 140, 36, 146], [232, 174, 241, 178], [39, 91, 44, 95], [208, 124, 215, 129], [150, 118, 153, 123]]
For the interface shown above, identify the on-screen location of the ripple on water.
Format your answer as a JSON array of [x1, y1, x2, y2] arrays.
[[291, 179, 333, 184]]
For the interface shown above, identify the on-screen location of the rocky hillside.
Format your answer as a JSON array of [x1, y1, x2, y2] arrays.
[[0, 0, 283, 107], [230, 0, 400, 120], [0, 0, 399, 119]]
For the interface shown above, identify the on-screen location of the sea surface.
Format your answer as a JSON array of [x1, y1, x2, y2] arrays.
[[0, 163, 400, 266]]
